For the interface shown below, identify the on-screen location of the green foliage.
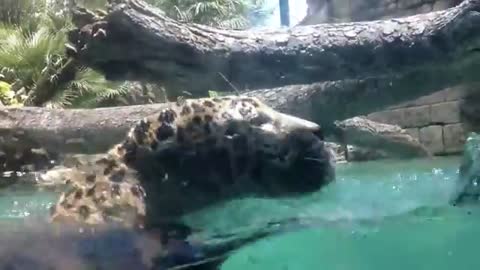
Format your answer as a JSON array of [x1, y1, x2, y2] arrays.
[[0, 80, 21, 106], [45, 67, 130, 109], [147, 0, 269, 29], [208, 90, 230, 97], [0, 0, 270, 108], [0, 0, 41, 26], [0, 80, 13, 103], [208, 90, 219, 98], [0, 24, 66, 89], [0, 4, 129, 108]]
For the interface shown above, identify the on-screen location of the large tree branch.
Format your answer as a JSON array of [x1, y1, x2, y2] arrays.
[[0, 90, 429, 159], [0, 103, 170, 154], [68, 0, 480, 95], [243, 59, 480, 129]]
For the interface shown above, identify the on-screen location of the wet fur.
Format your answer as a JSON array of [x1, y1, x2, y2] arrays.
[[50, 96, 335, 229]]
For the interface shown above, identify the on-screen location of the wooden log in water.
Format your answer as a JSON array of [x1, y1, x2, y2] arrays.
[[0, 95, 429, 159]]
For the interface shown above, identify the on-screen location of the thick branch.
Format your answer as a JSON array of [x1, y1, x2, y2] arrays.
[[0, 103, 171, 154], [244, 59, 480, 129], [68, 0, 480, 94], [0, 100, 429, 160]]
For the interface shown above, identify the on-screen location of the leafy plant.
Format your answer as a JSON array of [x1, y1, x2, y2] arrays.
[[0, 8, 130, 108], [0, 25, 66, 89], [0, 0, 271, 108], [148, 0, 269, 29], [0, 80, 21, 106], [0, 0, 41, 26], [208, 90, 231, 97], [45, 67, 131, 108]]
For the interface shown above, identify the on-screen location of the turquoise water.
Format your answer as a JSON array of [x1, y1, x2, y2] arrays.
[[184, 157, 461, 235], [0, 184, 57, 220], [219, 156, 480, 270], [0, 156, 478, 269]]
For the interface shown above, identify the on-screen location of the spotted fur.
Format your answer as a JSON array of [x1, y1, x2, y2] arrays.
[[50, 96, 334, 228]]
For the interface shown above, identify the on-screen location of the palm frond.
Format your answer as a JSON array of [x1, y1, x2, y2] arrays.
[[147, 0, 267, 30], [217, 16, 249, 29], [0, 21, 66, 88], [58, 68, 131, 108]]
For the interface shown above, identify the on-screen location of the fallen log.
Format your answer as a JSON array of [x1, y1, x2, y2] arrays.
[[0, 97, 430, 159], [0, 103, 170, 154], [243, 60, 480, 129], [68, 0, 480, 95]]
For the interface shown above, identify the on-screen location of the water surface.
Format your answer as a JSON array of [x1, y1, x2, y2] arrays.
[[218, 156, 480, 270], [0, 156, 476, 270]]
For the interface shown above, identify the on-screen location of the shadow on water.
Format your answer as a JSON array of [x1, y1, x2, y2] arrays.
[[0, 156, 473, 270]]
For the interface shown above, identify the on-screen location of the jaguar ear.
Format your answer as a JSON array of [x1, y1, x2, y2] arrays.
[[265, 109, 320, 132]]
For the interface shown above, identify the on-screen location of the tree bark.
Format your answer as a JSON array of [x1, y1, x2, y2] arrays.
[[68, 0, 480, 95], [0, 96, 430, 158], [243, 60, 480, 130], [0, 103, 170, 154]]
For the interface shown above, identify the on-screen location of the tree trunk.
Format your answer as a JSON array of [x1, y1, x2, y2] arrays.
[[68, 0, 480, 96]]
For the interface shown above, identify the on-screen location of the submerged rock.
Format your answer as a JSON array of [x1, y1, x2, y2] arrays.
[[451, 133, 480, 205], [346, 145, 390, 162]]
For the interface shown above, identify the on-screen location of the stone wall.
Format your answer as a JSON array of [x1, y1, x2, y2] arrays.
[[366, 86, 477, 155]]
